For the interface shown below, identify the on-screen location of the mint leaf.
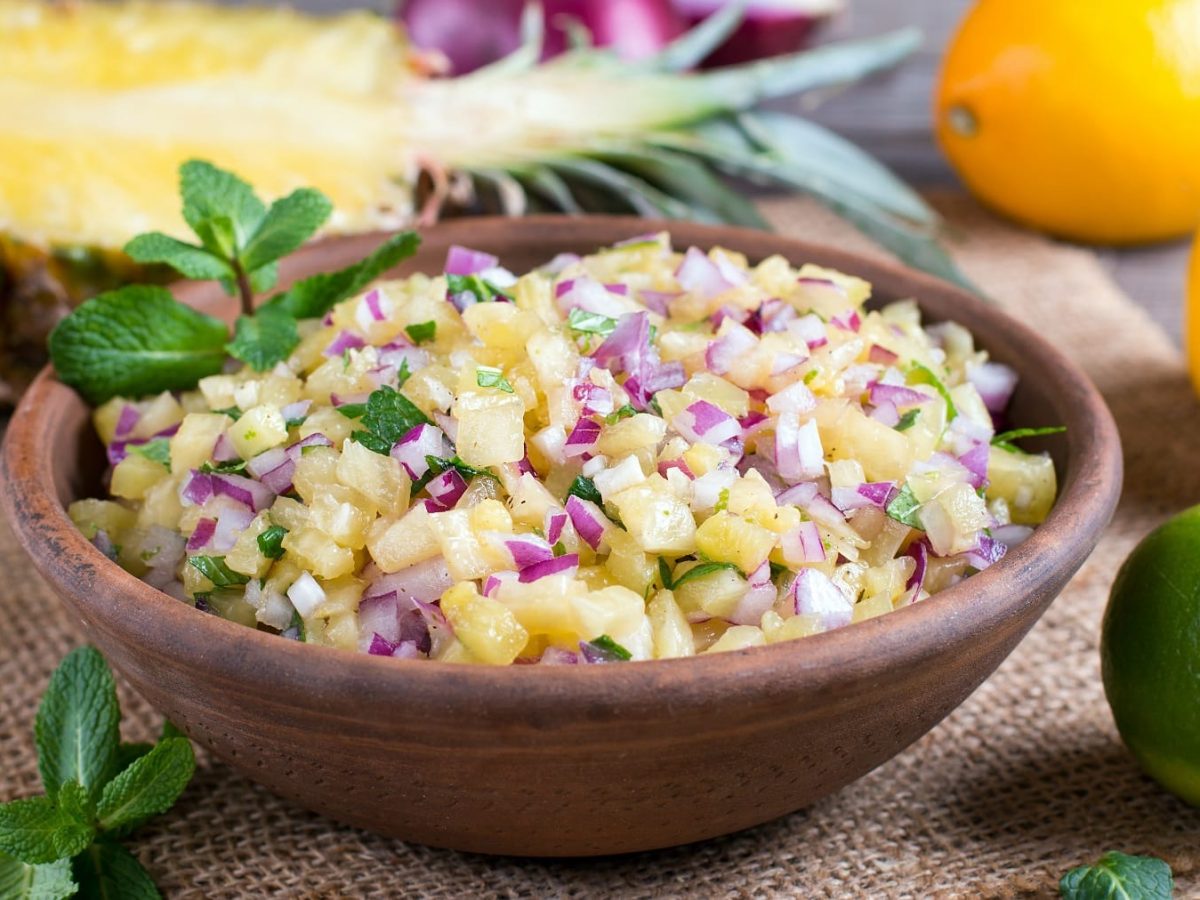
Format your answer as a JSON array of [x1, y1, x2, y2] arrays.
[[657, 556, 674, 590], [405, 321, 436, 345], [357, 386, 432, 453], [446, 273, 512, 305], [34, 647, 120, 803], [187, 556, 249, 588], [48, 287, 229, 406], [73, 841, 160, 900], [714, 487, 730, 513], [349, 431, 393, 456], [179, 160, 266, 258], [335, 403, 368, 420], [1060, 851, 1173, 900], [568, 308, 619, 337], [257, 526, 288, 560], [581, 635, 632, 662], [225, 310, 299, 372], [907, 362, 957, 421], [96, 738, 195, 836], [113, 744, 153, 773], [993, 425, 1066, 454], [605, 404, 637, 425], [128, 440, 170, 470], [885, 483, 923, 529], [198, 459, 246, 475], [894, 408, 921, 432], [239, 188, 332, 274], [0, 852, 76, 900], [123, 233, 232, 282], [476, 366, 514, 393], [0, 795, 93, 865], [671, 560, 742, 589], [262, 232, 420, 321], [565, 475, 603, 506]]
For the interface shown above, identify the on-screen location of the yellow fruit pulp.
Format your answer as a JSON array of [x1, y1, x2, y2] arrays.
[[935, 0, 1200, 244]]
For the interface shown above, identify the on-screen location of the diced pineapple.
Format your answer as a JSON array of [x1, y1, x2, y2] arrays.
[[304, 346, 380, 404], [309, 487, 374, 550], [453, 390, 527, 467], [571, 585, 648, 642], [817, 403, 912, 482], [604, 526, 656, 595], [93, 397, 128, 446], [225, 513, 272, 578], [503, 470, 559, 527], [300, 406, 357, 446], [270, 496, 310, 532], [526, 330, 579, 396], [726, 470, 778, 522], [437, 639, 483, 664], [682, 372, 750, 419], [134, 391, 185, 439], [852, 593, 894, 623], [320, 610, 361, 651], [367, 503, 441, 573], [110, 453, 169, 501], [596, 414, 667, 458], [681, 441, 727, 478], [282, 527, 357, 579], [695, 511, 777, 573], [462, 302, 541, 361], [647, 590, 695, 659], [496, 574, 587, 644], [337, 438, 410, 517], [918, 482, 990, 556], [136, 475, 184, 530], [610, 476, 696, 554], [228, 404, 288, 460], [441, 583, 529, 665], [761, 610, 823, 642], [197, 374, 241, 411], [292, 446, 341, 505], [859, 517, 911, 568], [705, 625, 766, 654], [861, 557, 913, 603], [986, 447, 1057, 525], [170, 413, 231, 474], [673, 564, 747, 620], [206, 591, 259, 628], [316, 574, 365, 619], [69, 499, 136, 540]]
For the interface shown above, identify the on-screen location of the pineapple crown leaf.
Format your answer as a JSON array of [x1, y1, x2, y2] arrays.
[[642, 0, 747, 73]]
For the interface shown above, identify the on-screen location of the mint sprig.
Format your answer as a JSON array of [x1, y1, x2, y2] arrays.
[[0, 647, 196, 899], [992, 425, 1066, 454], [49, 160, 421, 403], [1060, 851, 1173, 899]]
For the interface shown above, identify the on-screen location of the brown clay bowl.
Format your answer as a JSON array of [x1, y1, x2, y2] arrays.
[[1, 217, 1122, 857]]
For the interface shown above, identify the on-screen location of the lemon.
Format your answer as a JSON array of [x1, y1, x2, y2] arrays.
[[935, 0, 1200, 245], [1101, 507, 1200, 806]]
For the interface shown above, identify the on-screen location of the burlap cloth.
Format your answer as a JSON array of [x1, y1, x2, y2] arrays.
[[2, 194, 1199, 898]]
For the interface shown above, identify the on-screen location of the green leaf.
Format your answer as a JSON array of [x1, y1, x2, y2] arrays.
[[405, 321, 436, 345], [885, 483, 923, 529], [34, 647, 120, 803], [1059, 851, 1173, 900], [894, 409, 921, 432], [198, 459, 246, 475], [73, 841, 161, 900], [349, 431, 393, 456], [160, 722, 184, 742], [568, 308, 619, 337], [714, 487, 730, 512], [96, 738, 195, 835], [257, 526, 288, 560], [335, 403, 368, 420], [515, 167, 581, 213], [0, 852, 76, 900], [445, 273, 513, 305], [605, 404, 637, 425], [113, 744, 153, 773], [549, 157, 697, 219], [907, 362, 958, 421], [187, 556, 250, 588], [992, 425, 1066, 454], [657, 556, 674, 590], [476, 366, 514, 393], [565, 475, 603, 506], [48, 286, 230, 406], [671, 560, 743, 589], [225, 311, 300, 372], [0, 795, 93, 865], [179, 160, 265, 257], [239, 188, 332, 274], [122, 233, 232, 282], [582, 635, 632, 662], [262, 232, 420, 321], [359, 386, 432, 449], [424, 456, 497, 486], [644, 0, 745, 72], [128, 440, 171, 471]]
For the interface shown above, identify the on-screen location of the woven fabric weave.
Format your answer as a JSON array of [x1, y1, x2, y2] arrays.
[[2, 195, 1198, 898]]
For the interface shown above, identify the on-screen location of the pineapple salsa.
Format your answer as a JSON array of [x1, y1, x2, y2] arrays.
[[68, 234, 1057, 665]]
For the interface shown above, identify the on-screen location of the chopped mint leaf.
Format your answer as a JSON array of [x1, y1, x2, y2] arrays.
[[0, 852, 76, 900], [476, 366, 514, 393], [568, 307, 619, 337], [95, 737, 195, 836], [803, 369, 819, 385], [212, 406, 243, 421], [349, 431, 393, 456], [565, 475, 603, 506], [413, 456, 498, 493], [446, 273, 512, 305], [907, 362, 957, 421], [1060, 851, 1173, 900], [769, 561, 788, 581], [262, 232, 420, 321], [335, 403, 368, 420], [47, 286, 229, 406], [894, 408, 921, 432], [605, 404, 637, 425], [583, 635, 633, 662], [187, 556, 250, 588], [257, 526, 288, 560], [552, 541, 567, 557], [283, 609, 307, 642], [992, 425, 1066, 454], [354, 385, 432, 456], [225, 309, 299, 372], [198, 459, 246, 475], [405, 321, 437, 344], [657, 557, 674, 590], [714, 487, 730, 512], [129, 439, 171, 470], [671, 560, 743, 588], [885, 483, 923, 529], [33, 646, 120, 803], [396, 358, 413, 389]]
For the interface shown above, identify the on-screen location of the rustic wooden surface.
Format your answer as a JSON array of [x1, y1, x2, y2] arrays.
[[293, 0, 1190, 343]]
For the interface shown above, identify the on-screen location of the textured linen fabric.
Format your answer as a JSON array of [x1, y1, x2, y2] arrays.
[[2, 194, 1198, 898]]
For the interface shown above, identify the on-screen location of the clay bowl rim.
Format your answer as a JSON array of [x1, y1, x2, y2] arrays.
[[3, 214, 1122, 717]]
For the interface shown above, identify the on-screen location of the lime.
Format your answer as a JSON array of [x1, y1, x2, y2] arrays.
[[1102, 508, 1200, 806]]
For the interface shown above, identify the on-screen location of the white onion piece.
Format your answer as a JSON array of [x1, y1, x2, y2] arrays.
[[287, 573, 326, 619]]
